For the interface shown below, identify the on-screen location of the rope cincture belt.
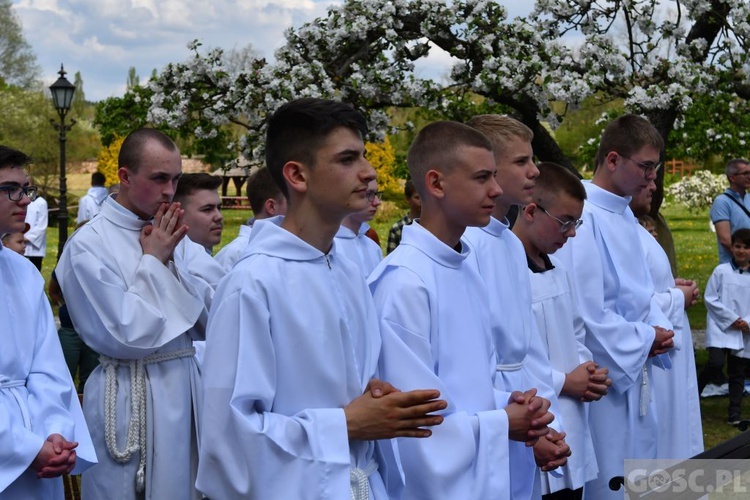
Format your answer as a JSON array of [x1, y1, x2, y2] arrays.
[[350, 459, 378, 500], [0, 376, 29, 429], [100, 347, 196, 493], [496, 361, 524, 372]]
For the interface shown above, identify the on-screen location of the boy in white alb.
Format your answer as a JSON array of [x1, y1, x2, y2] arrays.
[[463, 115, 569, 499], [196, 98, 447, 499], [334, 179, 383, 276], [369, 121, 559, 499], [702, 228, 750, 425], [555, 115, 676, 499], [0, 145, 96, 499], [57, 129, 225, 500], [214, 166, 287, 271], [631, 182, 704, 456], [512, 162, 612, 499]]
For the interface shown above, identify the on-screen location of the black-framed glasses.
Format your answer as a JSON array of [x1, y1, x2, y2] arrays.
[[365, 190, 383, 202], [0, 185, 38, 202], [536, 204, 583, 233], [618, 153, 661, 176]]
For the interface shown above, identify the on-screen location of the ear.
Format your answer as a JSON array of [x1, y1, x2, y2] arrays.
[[424, 169, 444, 199], [118, 167, 129, 185], [264, 197, 277, 216], [282, 161, 307, 195], [522, 203, 537, 222], [604, 151, 619, 172]]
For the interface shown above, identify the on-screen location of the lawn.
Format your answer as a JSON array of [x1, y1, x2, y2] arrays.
[[36, 189, 737, 450]]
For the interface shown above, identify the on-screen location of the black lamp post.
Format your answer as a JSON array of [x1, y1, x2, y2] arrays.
[[49, 64, 76, 259]]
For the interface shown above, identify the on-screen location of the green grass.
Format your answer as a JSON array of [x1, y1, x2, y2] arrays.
[[38, 197, 738, 450]]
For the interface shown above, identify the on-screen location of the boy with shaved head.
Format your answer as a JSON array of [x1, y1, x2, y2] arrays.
[[463, 115, 569, 499], [513, 162, 612, 499], [57, 128, 224, 500], [370, 120, 556, 499]]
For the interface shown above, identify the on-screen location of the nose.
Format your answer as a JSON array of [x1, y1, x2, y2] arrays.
[[489, 176, 503, 198], [362, 158, 377, 184], [529, 161, 540, 179], [18, 195, 31, 207], [215, 209, 223, 223]]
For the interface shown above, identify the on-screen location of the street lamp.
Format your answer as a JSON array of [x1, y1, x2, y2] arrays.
[[49, 64, 76, 259]]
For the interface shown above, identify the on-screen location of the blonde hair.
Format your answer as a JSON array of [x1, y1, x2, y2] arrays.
[[466, 115, 533, 158]]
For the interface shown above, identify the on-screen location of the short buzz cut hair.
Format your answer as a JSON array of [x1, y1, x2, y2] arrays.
[[0, 146, 32, 170], [533, 162, 586, 207], [465, 114, 534, 158], [173, 173, 222, 203], [91, 171, 106, 186], [246, 167, 283, 215], [407, 121, 493, 196], [731, 228, 750, 247], [265, 98, 368, 199], [404, 179, 416, 199], [726, 158, 750, 177], [118, 128, 178, 173], [595, 114, 663, 169]]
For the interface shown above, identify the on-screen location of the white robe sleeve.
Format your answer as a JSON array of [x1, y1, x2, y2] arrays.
[[197, 286, 351, 499], [557, 218, 656, 394], [58, 238, 206, 358], [373, 267, 511, 500]]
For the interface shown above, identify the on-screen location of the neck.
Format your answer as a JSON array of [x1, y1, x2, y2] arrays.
[[419, 211, 464, 249], [512, 224, 545, 268], [341, 216, 362, 234], [115, 191, 150, 220], [281, 203, 340, 253], [492, 201, 511, 221], [731, 184, 746, 197]]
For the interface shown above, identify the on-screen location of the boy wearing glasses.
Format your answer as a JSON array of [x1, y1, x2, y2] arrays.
[[555, 114, 675, 499], [334, 179, 383, 276], [0, 145, 96, 497], [463, 115, 568, 499], [513, 161, 612, 499]]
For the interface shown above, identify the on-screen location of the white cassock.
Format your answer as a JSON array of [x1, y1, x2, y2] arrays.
[[334, 223, 383, 277], [0, 245, 96, 499], [527, 255, 599, 493], [555, 182, 672, 500], [196, 217, 402, 500], [24, 196, 47, 259], [214, 223, 253, 271], [368, 222, 511, 500], [464, 217, 564, 500], [704, 263, 750, 354], [636, 224, 704, 458], [56, 196, 223, 500], [77, 186, 109, 224]]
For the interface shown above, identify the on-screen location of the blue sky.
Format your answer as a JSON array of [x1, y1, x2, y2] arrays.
[[13, 0, 531, 102]]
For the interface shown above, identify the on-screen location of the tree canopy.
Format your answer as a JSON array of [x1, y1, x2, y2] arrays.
[[96, 0, 750, 213], [0, 0, 40, 88]]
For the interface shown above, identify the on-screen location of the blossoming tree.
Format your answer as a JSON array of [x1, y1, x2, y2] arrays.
[[120, 0, 750, 214]]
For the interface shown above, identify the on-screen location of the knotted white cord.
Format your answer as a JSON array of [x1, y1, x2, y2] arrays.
[[639, 365, 650, 417], [101, 347, 195, 493], [350, 460, 378, 500]]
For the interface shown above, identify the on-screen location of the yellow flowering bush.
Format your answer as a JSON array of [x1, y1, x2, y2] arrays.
[[96, 135, 124, 187], [365, 137, 400, 199]]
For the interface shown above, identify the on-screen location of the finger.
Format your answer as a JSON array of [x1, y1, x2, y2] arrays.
[[398, 415, 444, 429], [153, 202, 168, 226], [398, 400, 448, 419], [391, 428, 433, 438], [530, 411, 555, 429], [509, 391, 527, 405], [162, 203, 181, 233], [393, 389, 442, 405]]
